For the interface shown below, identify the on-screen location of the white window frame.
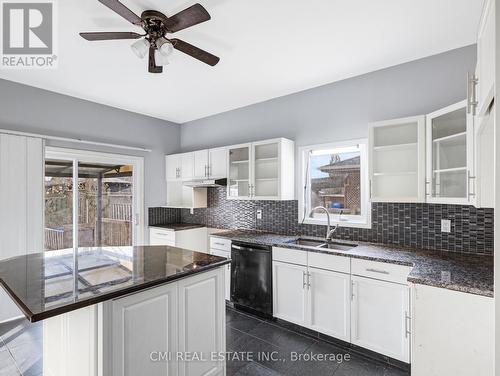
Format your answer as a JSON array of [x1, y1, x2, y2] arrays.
[[297, 138, 371, 229], [45, 147, 146, 246]]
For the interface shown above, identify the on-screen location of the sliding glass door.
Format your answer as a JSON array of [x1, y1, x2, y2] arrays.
[[44, 149, 144, 252]]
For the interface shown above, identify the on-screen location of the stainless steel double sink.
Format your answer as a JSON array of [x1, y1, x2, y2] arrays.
[[289, 238, 357, 252]]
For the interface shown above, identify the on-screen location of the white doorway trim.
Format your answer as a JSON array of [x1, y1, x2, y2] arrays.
[[45, 147, 145, 246]]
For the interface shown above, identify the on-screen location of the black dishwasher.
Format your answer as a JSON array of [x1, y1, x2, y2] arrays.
[[231, 241, 273, 317]]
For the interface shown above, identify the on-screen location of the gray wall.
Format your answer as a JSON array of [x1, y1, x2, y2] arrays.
[[0, 79, 180, 209], [180, 45, 477, 151]]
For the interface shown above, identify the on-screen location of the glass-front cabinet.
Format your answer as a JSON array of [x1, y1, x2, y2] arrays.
[[228, 144, 251, 199], [227, 138, 294, 200], [369, 116, 426, 202], [426, 100, 475, 204]]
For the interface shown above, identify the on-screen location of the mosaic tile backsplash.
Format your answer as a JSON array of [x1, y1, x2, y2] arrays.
[[149, 187, 494, 255]]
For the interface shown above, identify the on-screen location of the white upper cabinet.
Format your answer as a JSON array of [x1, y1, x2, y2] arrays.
[[475, 0, 495, 116], [165, 153, 194, 181], [474, 104, 495, 208], [177, 148, 228, 180], [208, 147, 227, 179], [426, 101, 474, 205], [228, 143, 252, 199], [166, 154, 181, 180], [369, 116, 426, 202], [193, 150, 209, 179], [228, 138, 294, 200]]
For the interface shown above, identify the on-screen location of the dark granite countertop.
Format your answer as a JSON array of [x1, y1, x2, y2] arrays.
[[149, 223, 206, 231], [0, 246, 229, 322], [212, 230, 493, 297]]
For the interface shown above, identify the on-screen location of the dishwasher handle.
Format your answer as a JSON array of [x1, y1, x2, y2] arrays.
[[232, 242, 271, 253]]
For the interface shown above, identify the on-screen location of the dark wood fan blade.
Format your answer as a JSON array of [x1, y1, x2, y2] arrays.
[[148, 47, 163, 73], [80, 32, 142, 41], [171, 38, 219, 66], [98, 0, 142, 25], [165, 4, 211, 33]]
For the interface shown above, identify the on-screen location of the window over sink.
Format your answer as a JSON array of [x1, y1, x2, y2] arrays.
[[298, 139, 371, 229]]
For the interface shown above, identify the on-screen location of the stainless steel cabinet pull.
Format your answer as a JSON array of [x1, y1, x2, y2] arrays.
[[214, 242, 225, 246], [425, 181, 431, 196], [302, 271, 307, 289], [467, 170, 476, 198], [350, 280, 355, 300], [467, 72, 478, 115], [307, 272, 311, 289], [366, 268, 390, 275]]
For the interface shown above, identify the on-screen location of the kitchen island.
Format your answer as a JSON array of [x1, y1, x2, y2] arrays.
[[0, 246, 230, 376]]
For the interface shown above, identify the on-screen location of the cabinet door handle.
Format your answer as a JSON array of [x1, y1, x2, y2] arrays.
[[307, 272, 311, 289], [405, 311, 411, 338], [214, 242, 226, 247], [467, 72, 478, 115], [302, 271, 307, 289], [350, 280, 355, 301], [467, 170, 476, 198], [366, 268, 390, 275], [425, 181, 431, 196]]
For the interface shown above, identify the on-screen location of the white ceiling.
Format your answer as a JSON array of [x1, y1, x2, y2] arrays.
[[0, 0, 484, 124]]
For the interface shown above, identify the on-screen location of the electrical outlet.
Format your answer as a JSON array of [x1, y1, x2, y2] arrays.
[[441, 219, 451, 233], [256, 210, 262, 220]]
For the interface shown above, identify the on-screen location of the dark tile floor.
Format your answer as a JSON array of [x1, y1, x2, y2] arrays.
[[0, 308, 410, 376], [226, 307, 410, 376]]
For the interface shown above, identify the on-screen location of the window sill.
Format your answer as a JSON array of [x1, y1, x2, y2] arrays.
[[300, 217, 372, 229]]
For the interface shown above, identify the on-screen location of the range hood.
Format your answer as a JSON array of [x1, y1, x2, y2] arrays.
[[183, 178, 227, 188]]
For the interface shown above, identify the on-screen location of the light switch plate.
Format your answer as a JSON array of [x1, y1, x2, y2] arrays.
[[256, 210, 262, 220], [441, 219, 451, 233]]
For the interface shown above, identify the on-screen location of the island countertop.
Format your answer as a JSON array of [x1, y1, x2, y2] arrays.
[[0, 246, 230, 322]]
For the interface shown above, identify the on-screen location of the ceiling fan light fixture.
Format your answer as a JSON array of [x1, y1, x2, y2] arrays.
[[131, 38, 150, 59], [156, 38, 174, 57], [154, 49, 170, 66]]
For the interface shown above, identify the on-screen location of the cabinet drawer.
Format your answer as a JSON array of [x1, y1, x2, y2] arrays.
[[210, 237, 231, 252], [272, 247, 307, 266], [308, 252, 350, 274], [150, 228, 176, 242], [351, 259, 411, 284]]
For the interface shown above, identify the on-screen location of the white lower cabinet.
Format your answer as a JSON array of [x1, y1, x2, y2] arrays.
[[110, 268, 225, 376], [210, 248, 231, 300], [272, 247, 411, 363], [411, 284, 493, 376], [273, 261, 350, 342], [177, 269, 226, 376], [307, 267, 350, 342], [350, 276, 410, 363], [150, 227, 209, 252], [272, 261, 308, 326], [112, 282, 178, 376]]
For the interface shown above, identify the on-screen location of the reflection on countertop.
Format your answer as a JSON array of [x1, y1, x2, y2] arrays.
[[0, 246, 229, 322]]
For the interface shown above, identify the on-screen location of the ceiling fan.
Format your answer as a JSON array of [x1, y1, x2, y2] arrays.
[[80, 0, 220, 73]]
